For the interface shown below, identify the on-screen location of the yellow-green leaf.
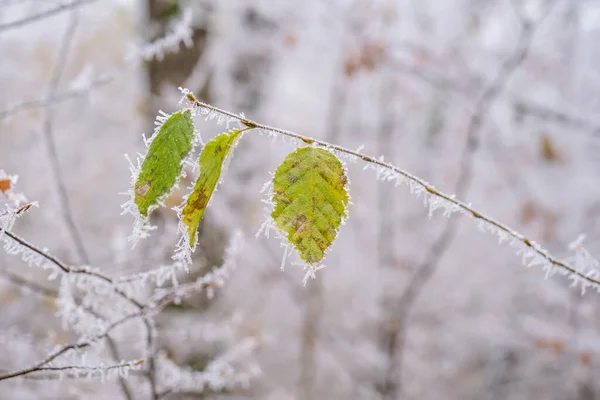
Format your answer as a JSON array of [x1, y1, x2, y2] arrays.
[[135, 110, 195, 216], [182, 129, 243, 247], [271, 147, 348, 264]]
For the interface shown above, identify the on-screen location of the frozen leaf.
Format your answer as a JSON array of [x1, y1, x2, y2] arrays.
[[181, 129, 243, 248], [271, 147, 349, 264], [134, 110, 194, 217], [0, 179, 10, 192]]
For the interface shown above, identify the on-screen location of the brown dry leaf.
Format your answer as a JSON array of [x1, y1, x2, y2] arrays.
[[283, 31, 297, 47], [344, 54, 361, 77], [579, 351, 592, 367], [360, 42, 387, 71], [535, 337, 565, 355], [0, 179, 11, 192], [519, 201, 537, 224]]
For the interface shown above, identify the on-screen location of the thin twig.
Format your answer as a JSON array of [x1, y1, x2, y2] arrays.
[[3, 229, 143, 308], [145, 316, 158, 400], [33, 359, 143, 374], [42, 10, 90, 265], [0, 265, 132, 399], [184, 77, 598, 289], [0, 228, 159, 397], [0, 262, 227, 382], [0, 75, 112, 121], [0, 310, 144, 381], [0, 0, 97, 33], [515, 101, 600, 136], [99, 317, 135, 400], [1, 8, 193, 122], [0, 270, 58, 298], [17, 369, 147, 381], [380, 6, 551, 398]]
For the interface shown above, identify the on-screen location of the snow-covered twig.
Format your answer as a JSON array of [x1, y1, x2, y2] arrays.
[[32, 359, 143, 381], [182, 89, 600, 291]]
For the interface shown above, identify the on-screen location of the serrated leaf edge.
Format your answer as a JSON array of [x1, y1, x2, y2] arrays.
[[173, 129, 245, 268], [121, 109, 199, 247], [257, 146, 351, 285]]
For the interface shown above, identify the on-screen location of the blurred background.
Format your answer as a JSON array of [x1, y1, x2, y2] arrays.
[[2, 0, 600, 399]]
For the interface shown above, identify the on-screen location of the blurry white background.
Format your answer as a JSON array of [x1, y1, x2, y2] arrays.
[[1, 0, 600, 399]]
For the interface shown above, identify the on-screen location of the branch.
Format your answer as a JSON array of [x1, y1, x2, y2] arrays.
[[0, 78, 107, 121], [379, 8, 548, 398], [2, 230, 142, 306], [42, 9, 90, 265], [0, 8, 193, 122], [183, 90, 600, 290], [0, 267, 132, 398], [0, 231, 237, 383], [515, 101, 600, 136], [0, 0, 97, 33], [0, 306, 144, 382], [0, 228, 156, 395], [33, 359, 143, 376], [0, 270, 58, 298]]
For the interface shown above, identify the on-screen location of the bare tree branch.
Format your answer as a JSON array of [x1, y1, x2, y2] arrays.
[[0, 0, 97, 34], [42, 10, 90, 265], [515, 101, 600, 136], [183, 63, 598, 289], [1, 227, 155, 397], [0, 310, 144, 382], [379, 5, 554, 398]]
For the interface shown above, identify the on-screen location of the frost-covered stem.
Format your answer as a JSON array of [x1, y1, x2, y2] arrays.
[[0, 346, 82, 381], [2, 229, 157, 395], [33, 359, 143, 374], [0, 251, 234, 383], [42, 9, 90, 265], [4, 230, 70, 274], [184, 89, 600, 289], [3, 229, 144, 307], [0, 307, 145, 382], [0, 0, 97, 33], [0, 270, 133, 398]]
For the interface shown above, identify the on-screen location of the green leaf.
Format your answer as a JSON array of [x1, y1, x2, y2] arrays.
[[134, 110, 195, 217], [271, 147, 349, 264], [181, 129, 243, 247]]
